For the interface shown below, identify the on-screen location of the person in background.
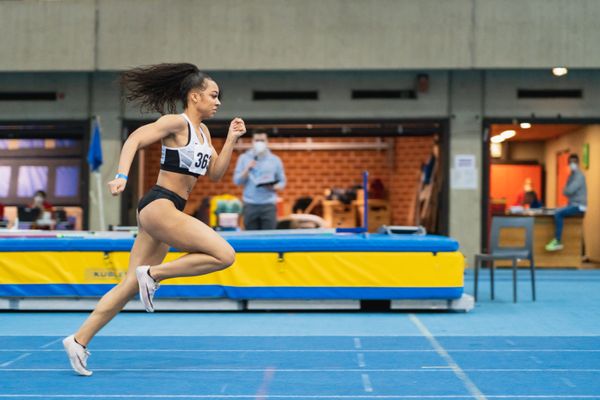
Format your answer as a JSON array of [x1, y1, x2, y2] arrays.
[[233, 132, 286, 230], [30, 190, 53, 217], [515, 178, 541, 209], [546, 154, 587, 251]]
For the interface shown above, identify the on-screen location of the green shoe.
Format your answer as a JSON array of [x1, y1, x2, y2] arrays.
[[545, 238, 564, 251]]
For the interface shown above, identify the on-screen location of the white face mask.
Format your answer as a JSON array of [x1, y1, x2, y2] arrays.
[[569, 162, 578, 171], [33, 195, 43, 204], [253, 141, 267, 154]]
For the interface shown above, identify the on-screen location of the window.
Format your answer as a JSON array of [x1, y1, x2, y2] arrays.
[[0, 166, 10, 198], [0, 137, 84, 205], [17, 166, 48, 197], [55, 166, 80, 197]]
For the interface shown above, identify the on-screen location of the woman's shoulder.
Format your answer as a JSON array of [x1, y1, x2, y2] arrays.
[[156, 114, 188, 130], [199, 122, 211, 134]]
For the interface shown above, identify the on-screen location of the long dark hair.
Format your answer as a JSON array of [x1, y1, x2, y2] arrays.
[[120, 63, 213, 115]]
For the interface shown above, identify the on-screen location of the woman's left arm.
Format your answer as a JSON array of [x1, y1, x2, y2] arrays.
[[205, 118, 246, 181]]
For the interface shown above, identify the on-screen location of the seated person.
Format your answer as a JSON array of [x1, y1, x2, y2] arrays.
[[546, 154, 587, 252], [29, 190, 54, 221], [515, 178, 541, 209], [29, 190, 54, 217]]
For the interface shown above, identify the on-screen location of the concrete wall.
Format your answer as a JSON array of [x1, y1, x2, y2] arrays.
[[97, 0, 471, 71], [475, 0, 600, 68], [4, 0, 600, 71], [0, 1, 95, 71], [449, 71, 484, 266], [0, 73, 90, 119], [484, 70, 600, 118], [124, 70, 450, 120]]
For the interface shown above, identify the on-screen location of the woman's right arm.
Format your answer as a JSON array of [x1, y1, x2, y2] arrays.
[[108, 114, 186, 196]]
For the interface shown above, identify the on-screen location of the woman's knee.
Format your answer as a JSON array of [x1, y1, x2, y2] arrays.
[[119, 278, 139, 296], [215, 246, 236, 270]]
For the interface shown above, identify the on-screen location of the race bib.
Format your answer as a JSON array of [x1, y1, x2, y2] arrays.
[[189, 144, 211, 175]]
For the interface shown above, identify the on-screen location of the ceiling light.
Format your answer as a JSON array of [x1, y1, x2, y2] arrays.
[[520, 122, 531, 129], [500, 130, 516, 139], [490, 135, 505, 144], [490, 142, 503, 158], [552, 67, 568, 77]]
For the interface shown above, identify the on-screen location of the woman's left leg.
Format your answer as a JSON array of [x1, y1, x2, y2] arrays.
[[74, 228, 169, 345]]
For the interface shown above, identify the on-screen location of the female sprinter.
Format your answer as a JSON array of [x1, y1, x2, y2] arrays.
[[63, 63, 246, 376]]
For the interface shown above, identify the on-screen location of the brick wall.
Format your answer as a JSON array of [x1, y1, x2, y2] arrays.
[[142, 136, 435, 226]]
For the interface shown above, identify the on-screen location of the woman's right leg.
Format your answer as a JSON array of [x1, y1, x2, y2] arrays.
[[137, 199, 236, 281], [74, 227, 169, 346]]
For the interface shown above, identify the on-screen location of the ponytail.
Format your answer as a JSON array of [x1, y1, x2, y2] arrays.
[[120, 63, 212, 115]]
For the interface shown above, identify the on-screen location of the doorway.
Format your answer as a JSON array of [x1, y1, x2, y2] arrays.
[[122, 118, 451, 234], [482, 119, 599, 263]]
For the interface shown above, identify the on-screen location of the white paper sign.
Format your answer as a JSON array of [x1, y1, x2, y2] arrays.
[[454, 154, 476, 169], [451, 154, 478, 189]]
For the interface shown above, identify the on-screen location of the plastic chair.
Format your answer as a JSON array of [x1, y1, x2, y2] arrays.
[[474, 216, 536, 303]]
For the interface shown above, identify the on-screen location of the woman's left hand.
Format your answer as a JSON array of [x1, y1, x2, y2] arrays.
[[228, 117, 246, 140]]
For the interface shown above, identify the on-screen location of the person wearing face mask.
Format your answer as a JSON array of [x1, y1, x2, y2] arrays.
[[546, 153, 587, 251], [233, 132, 286, 230], [30, 190, 53, 216]]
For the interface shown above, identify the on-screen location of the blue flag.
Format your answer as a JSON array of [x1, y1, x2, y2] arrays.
[[87, 117, 103, 172]]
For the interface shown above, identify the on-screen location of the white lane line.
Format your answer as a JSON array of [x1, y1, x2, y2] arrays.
[[357, 353, 366, 368], [0, 395, 599, 398], [0, 353, 32, 367], [0, 348, 597, 353], [361, 373, 373, 392], [409, 314, 487, 400], [0, 367, 599, 372], [39, 338, 63, 348], [354, 338, 362, 349]]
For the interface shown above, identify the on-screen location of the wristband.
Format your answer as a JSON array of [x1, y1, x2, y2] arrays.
[[115, 173, 128, 181]]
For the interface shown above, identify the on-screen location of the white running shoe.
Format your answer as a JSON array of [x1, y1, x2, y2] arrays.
[[62, 334, 92, 376], [136, 265, 159, 312]]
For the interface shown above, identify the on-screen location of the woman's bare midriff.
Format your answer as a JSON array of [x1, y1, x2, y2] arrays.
[[155, 170, 198, 199]]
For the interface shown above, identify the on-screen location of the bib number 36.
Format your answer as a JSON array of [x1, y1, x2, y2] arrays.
[[194, 152, 210, 169]]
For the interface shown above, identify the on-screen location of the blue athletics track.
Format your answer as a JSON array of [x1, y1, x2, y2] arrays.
[[0, 269, 599, 399]]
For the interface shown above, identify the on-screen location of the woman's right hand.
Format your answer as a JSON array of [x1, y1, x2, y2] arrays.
[[108, 178, 127, 196]]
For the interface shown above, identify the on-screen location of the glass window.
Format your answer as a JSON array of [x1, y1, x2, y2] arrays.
[[0, 166, 10, 198], [18, 139, 45, 149], [55, 166, 80, 197], [17, 166, 48, 197], [55, 139, 78, 149]]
